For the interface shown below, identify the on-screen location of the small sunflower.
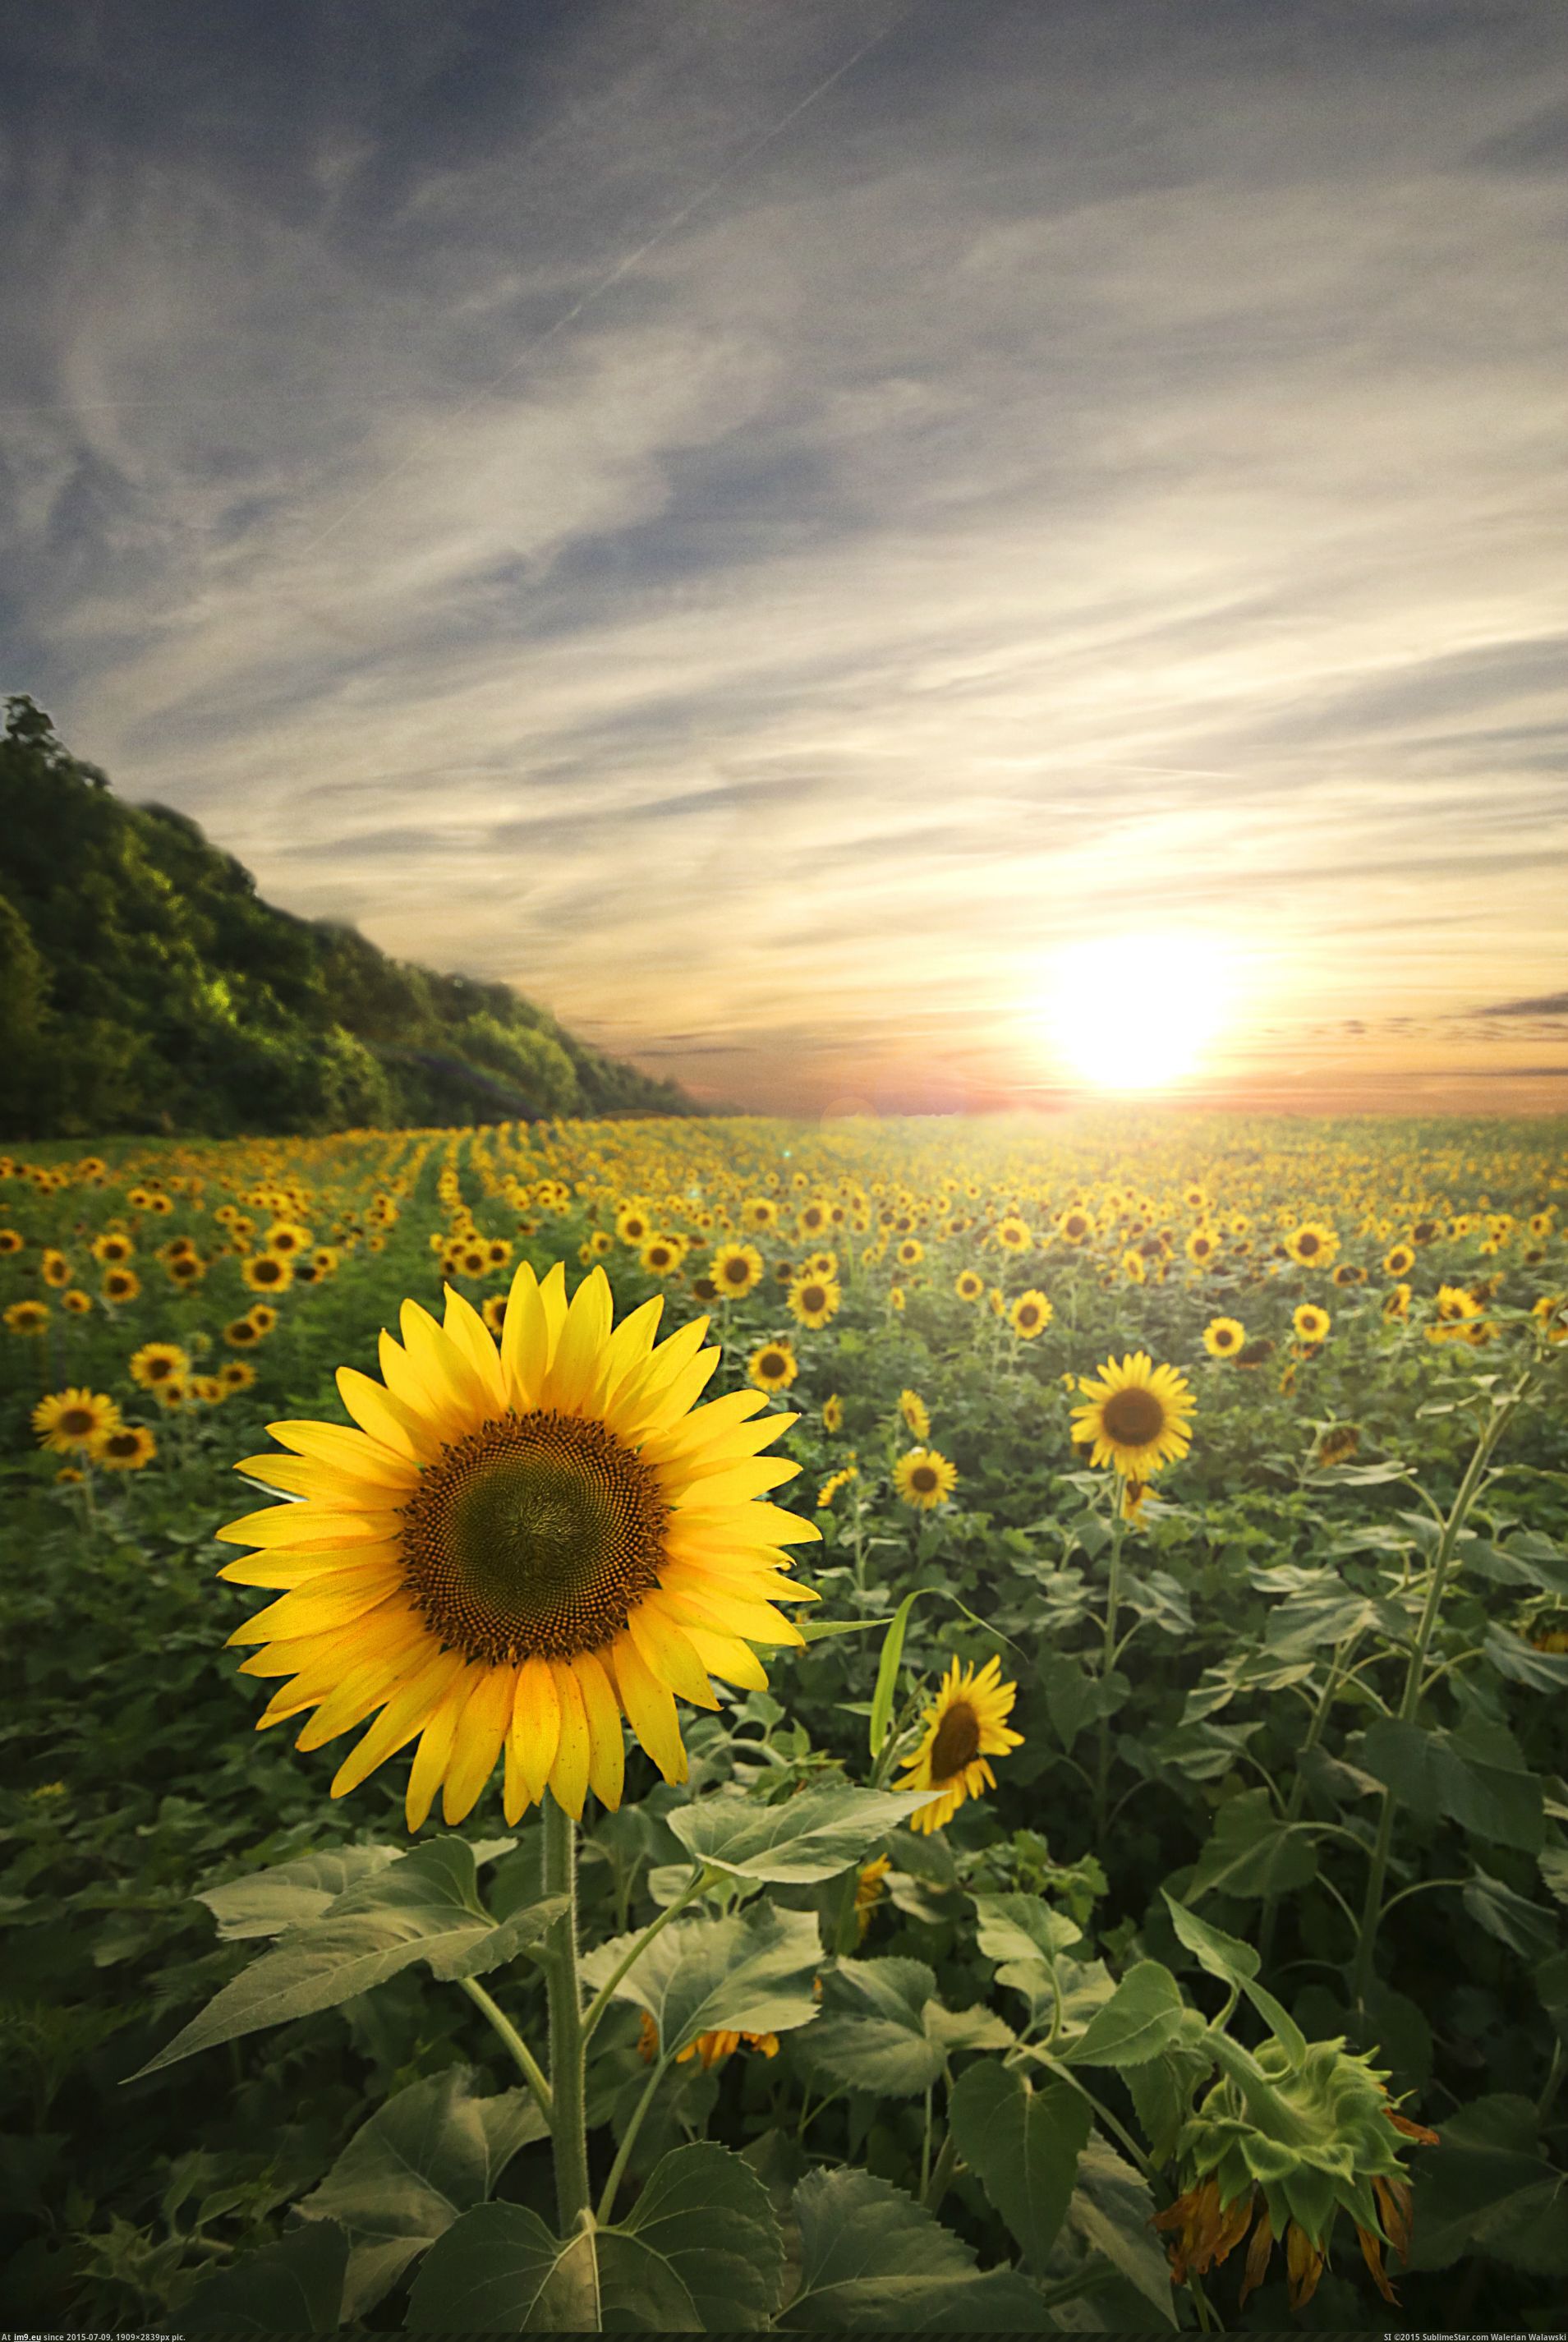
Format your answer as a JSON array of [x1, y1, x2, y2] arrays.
[[1056, 1208, 1092, 1245], [1071, 1353, 1195, 1478], [98, 1424, 158, 1471], [1292, 1303, 1331, 1346], [639, 1235, 684, 1277], [1382, 1282, 1412, 1322], [247, 1304, 279, 1336], [747, 1340, 798, 1394], [1009, 1290, 1052, 1340], [1185, 1227, 1220, 1268], [821, 1392, 844, 1433], [1285, 1222, 1338, 1269], [894, 1446, 958, 1511], [899, 1388, 931, 1440], [219, 1264, 818, 1829], [894, 1654, 1022, 1834], [242, 1253, 293, 1295], [996, 1215, 1032, 1253], [895, 1238, 924, 1268], [1202, 1316, 1245, 1359], [102, 1267, 141, 1304], [954, 1268, 985, 1303], [62, 1288, 93, 1314], [711, 1243, 764, 1300], [787, 1273, 841, 1330], [91, 1232, 135, 1266], [33, 1387, 123, 1454], [5, 1299, 51, 1335], [130, 1341, 191, 1390]]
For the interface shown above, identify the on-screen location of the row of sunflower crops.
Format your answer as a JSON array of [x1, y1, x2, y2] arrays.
[[2, 1112, 1566, 2333]]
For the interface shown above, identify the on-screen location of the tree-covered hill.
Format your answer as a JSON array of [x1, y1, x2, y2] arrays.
[[0, 697, 697, 1139]]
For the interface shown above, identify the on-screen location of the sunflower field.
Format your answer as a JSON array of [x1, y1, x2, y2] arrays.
[[3, 1113, 1566, 2335]]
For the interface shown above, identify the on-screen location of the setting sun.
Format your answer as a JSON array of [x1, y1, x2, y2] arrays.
[[1047, 934, 1235, 1093]]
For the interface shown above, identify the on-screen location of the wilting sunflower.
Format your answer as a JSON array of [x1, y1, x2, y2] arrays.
[[894, 1446, 958, 1510], [33, 1387, 123, 1454], [710, 1243, 764, 1300], [1071, 1354, 1195, 1478], [1202, 1316, 1245, 1359], [218, 1264, 818, 1829], [787, 1272, 841, 1330], [97, 1424, 158, 1471], [1292, 1302, 1331, 1346], [747, 1340, 798, 1394], [242, 1253, 293, 1295], [1285, 1222, 1338, 1269], [130, 1341, 190, 1391], [894, 1654, 1022, 1834], [1009, 1290, 1052, 1340]]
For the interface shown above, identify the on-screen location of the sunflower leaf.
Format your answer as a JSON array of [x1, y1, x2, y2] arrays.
[[1064, 1960, 1189, 2068], [947, 2059, 1091, 2270], [577, 1902, 821, 2059], [404, 2202, 600, 2332], [598, 2141, 787, 2330], [778, 2167, 1051, 2330], [667, 1783, 939, 1884], [131, 1839, 560, 2076]]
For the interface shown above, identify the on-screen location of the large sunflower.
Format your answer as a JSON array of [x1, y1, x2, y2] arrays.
[[218, 1265, 818, 1830], [1071, 1352, 1194, 1478], [894, 1654, 1023, 1834]]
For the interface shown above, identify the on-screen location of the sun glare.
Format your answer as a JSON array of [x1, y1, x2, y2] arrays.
[[1047, 933, 1235, 1093]]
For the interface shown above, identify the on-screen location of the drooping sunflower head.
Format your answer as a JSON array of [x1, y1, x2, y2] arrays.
[[218, 1265, 818, 1831], [894, 1653, 1022, 1834], [1071, 1353, 1195, 1478]]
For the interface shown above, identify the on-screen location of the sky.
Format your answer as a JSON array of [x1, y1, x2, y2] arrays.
[[2, 0, 1566, 1116]]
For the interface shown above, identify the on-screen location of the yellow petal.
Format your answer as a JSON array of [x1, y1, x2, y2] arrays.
[[677, 1622, 770, 1692], [336, 1368, 426, 1461], [329, 1648, 466, 1798], [548, 1659, 591, 1819], [610, 1631, 687, 1783], [442, 1285, 508, 1411], [627, 1604, 720, 1709], [503, 1736, 534, 1826], [511, 1654, 561, 1801], [266, 1419, 420, 1485], [597, 1295, 664, 1410], [657, 1579, 806, 1645], [616, 1346, 720, 1442], [226, 1582, 403, 1647], [399, 1301, 487, 1431], [641, 1388, 770, 1465], [573, 1650, 623, 1810], [442, 1664, 516, 1824], [665, 1457, 801, 1507], [603, 1319, 710, 1439], [218, 1504, 395, 1548], [500, 1263, 549, 1408], [543, 1268, 614, 1416], [406, 1668, 476, 1829]]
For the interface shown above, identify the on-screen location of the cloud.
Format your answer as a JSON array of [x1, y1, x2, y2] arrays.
[[2, 0, 1566, 1108]]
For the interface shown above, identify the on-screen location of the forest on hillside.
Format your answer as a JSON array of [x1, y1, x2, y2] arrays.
[[0, 697, 697, 1139]]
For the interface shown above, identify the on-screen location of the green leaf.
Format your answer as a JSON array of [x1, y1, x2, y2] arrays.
[[1359, 1719, 1544, 1854], [779, 2166, 1051, 2330], [1409, 2095, 1568, 2277], [667, 1783, 937, 1884], [1160, 1891, 1259, 1981], [1065, 2136, 1177, 2326], [578, 1902, 820, 2059], [798, 1957, 945, 2097], [1066, 1962, 1189, 2068], [597, 2141, 786, 2330], [1187, 1789, 1320, 1902], [183, 2215, 348, 2334], [1037, 1651, 1097, 1751], [134, 1840, 563, 2076], [405, 2202, 598, 2330], [1483, 1624, 1568, 1691], [197, 1846, 404, 1939], [869, 1590, 927, 1757], [971, 1892, 1083, 1968], [295, 2066, 547, 2318], [1463, 1870, 1559, 1962], [947, 2059, 1089, 2269]]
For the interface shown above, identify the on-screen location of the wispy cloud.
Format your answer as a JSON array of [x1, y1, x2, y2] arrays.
[[2, 0, 1565, 1109]]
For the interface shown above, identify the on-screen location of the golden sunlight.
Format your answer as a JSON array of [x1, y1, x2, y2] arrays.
[[1046, 933, 1235, 1093]]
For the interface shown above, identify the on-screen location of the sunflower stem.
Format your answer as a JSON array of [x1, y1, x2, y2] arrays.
[[542, 1792, 591, 2234], [580, 1867, 711, 2049], [1092, 1508, 1125, 1843], [457, 1976, 554, 2123]]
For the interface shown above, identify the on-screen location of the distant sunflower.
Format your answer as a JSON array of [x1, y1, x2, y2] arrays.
[[246, 1304, 279, 1337], [894, 1654, 1022, 1834], [62, 1288, 93, 1314], [0, 1228, 23, 1256], [1056, 1207, 1092, 1245], [1292, 1303, 1331, 1346], [130, 1341, 190, 1391], [894, 1446, 958, 1511], [747, 1340, 798, 1394], [1285, 1222, 1338, 1269], [1009, 1290, 1052, 1340], [40, 1249, 71, 1287], [218, 1264, 818, 1828], [1202, 1317, 1245, 1359], [996, 1216, 1032, 1253], [32, 1387, 122, 1454], [821, 1392, 844, 1433], [5, 1299, 50, 1335], [220, 1360, 256, 1392], [954, 1269, 985, 1303], [97, 1424, 157, 1472], [787, 1273, 841, 1330], [1072, 1353, 1194, 1478], [242, 1254, 293, 1295], [899, 1388, 931, 1440], [1382, 1245, 1416, 1279], [1382, 1282, 1412, 1322], [640, 1235, 684, 1277], [1185, 1227, 1220, 1268], [711, 1243, 764, 1300], [91, 1232, 134, 1266], [102, 1267, 141, 1304], [896, 1238, 924, 1268]]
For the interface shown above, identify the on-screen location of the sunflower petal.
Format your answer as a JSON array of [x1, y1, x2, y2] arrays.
[[442, 1663, 516, 1824], [549, 1660, 591, 1819], [512, 1654, 562, 1801], [609, 1632, 687, 1783], [627, 1604, 720, 1709], [574, 1650, 623, 1810]]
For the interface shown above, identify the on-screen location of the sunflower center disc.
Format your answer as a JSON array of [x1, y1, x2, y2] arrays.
[[400, 1410, 669, 1663], [1101, 1386, 1165, 1445], [930, 1699, 982, 1778]]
